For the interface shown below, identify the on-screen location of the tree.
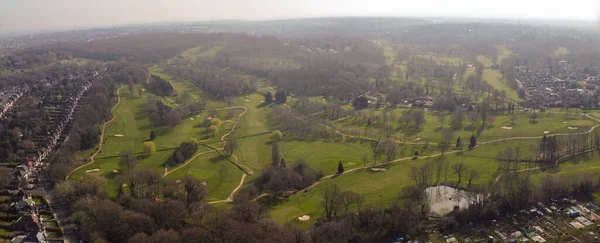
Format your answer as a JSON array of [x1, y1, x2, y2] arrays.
[[437, 139, 450, 156], [438, 113, 447, 128], [137, 86, 143, 97], [264, 92, 273, 103], [529, 112, 539, 123], [337, 161, 344, 174], [119, 151, 138, 172], [279, 158, 286, 167], [321, 184, 341, 220], [224, 139, 238, 156], [456, 137, 462, 149], [179, 91, 191, 105], [412, 110, 426, 129], [208, 125, 219, 137], [340, 191, 361, 213], [271, 143, 280, 166], [275, 90, 287, 104], [209, 117, 222, 126], [181, 176, 208, 204], [467, 169, 480, 187], [352, 96, 369, 110], [149, 131, 156, 141], [384, 140, 397, 161], [166, 110, 181, 129], [468, 134, 477, 150], [479, 99, 490, 128], [143, 141, 156, 153], [270, 130, 283, 142], [409, 163, 433, 189], [370, 140, 385, 164], [452, 162, 469, 186]]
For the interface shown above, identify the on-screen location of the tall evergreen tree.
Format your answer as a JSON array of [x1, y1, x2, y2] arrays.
[[264, 92, 273, 103], [456, 137, 462, 148], [468, 134, 477, 150], [337, 161, 344, 174], [280, 158, 286, 167]]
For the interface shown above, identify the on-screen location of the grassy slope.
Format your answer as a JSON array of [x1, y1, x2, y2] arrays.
[[70, 79, 237, 197], [553, 47, 570, 57], [477, 55, 494, 67], [334, 109, 593, 144], [180, 45, 224, 61], [268, 139, 536, 227], [482, 69, 521, 101]]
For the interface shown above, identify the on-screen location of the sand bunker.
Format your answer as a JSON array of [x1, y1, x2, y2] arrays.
[[544, 131, 550, 134], [298, 215, 311, 221], [86, 169, 100, 173], [196, 115, 201, 118], [190, 118, 195, 120], [414, 138, 422, 142], [245, 99, 251, 101], [371, 168, 387, 172], [141, 89, 146, 92], [500, 126, 513, 130], [114, 134, 125, 137], [568, 127, 578, 130], [112, 170, 119, 173], [201, 181, 208, 186], [563, 121, 569, 124]]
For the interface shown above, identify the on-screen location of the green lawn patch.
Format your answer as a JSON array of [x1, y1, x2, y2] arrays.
[[482, 69, 520, 101]]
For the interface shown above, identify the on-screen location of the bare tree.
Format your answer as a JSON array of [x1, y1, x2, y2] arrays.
[[321, 184, 341, 220], [384, 140, 398, 161], [438, 112, 447, 128], [119, 151, 138, 172], [452, 162, 469, 186], [467, 169, 480, 187], [370, 139, 385, 164], [412, 110, 426, 129], [409, 162, 433, 189], [340, 191, 361, 214]]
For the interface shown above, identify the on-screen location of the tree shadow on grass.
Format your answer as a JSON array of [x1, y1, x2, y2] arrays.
[[209, 154, 228, 164]]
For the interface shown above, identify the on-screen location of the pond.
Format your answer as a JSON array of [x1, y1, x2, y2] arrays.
[[425, 185, 483, 216]]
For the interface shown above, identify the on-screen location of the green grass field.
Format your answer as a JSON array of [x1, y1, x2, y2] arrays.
[[333, 108, 593, 145], [69, 86, 236, 197], [180, 45, 224, 61], [413, 54, 463, 66], [268, 139, 537, 227], [482, 69, 520, 101], [496, 46, 513, 64], [553, 47, 570, 57], [476, 55, 495, 67], [164, 152, 244, 201]]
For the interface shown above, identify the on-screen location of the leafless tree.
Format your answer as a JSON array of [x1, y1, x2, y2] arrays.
[[321, 184, 341, 220]]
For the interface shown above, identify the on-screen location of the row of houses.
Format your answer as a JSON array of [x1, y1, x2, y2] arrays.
[[0, 86, 28, 119], [516, 66, 598, 109], [33, 81, 92, 166]]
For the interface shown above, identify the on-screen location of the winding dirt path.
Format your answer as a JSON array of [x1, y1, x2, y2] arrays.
[[162, 106, 254, 204], [65, 85, 123, 180]]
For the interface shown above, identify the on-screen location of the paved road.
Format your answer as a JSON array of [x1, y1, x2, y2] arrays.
[[40, 174, 79, 243]]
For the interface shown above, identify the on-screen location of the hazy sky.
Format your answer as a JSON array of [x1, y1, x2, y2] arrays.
[[1, 0, 599, 34]]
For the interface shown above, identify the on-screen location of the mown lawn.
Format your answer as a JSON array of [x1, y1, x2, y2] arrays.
[[70, 87, 235, 197], [180, 45, 224, 61], [333, 108, 594, 145], [482, 69, 520, 101], [164, 152, 243, 201], [267, 139, 529, 227]]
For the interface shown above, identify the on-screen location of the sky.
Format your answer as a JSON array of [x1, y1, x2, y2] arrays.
[[1, 0, 599, 34]]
